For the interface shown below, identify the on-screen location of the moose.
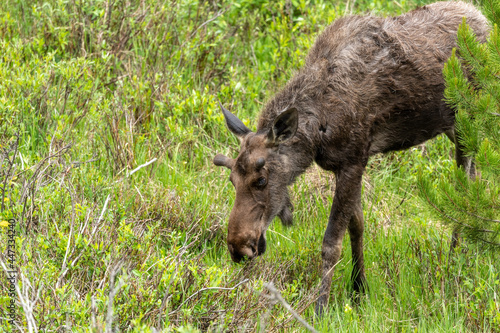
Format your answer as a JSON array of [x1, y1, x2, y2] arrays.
[[213, 1, 489, 314]]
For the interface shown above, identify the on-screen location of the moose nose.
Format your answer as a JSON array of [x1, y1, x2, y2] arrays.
[[228, 243, 257, 263]]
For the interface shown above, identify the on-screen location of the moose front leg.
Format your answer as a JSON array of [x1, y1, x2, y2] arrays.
[[315, 166, 365, 315], [349, 196, 367, 294]]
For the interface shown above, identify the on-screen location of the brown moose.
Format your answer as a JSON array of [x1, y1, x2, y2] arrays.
[[213, 1, 489, 314]]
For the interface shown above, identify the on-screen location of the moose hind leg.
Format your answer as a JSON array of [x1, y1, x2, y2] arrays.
[[446, 129, 476, 251], [446, 129, 476, 180]]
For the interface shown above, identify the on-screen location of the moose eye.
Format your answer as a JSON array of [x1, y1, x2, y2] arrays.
[[255, 176, 267, 188]]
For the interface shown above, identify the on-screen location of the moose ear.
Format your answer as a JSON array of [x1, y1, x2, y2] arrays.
[[267, 107, 298, 146], [219, 102, 251, 138], [213, 154, 234, 170]]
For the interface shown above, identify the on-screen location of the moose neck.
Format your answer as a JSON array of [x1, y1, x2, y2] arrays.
[[257, 71, 334, 182]]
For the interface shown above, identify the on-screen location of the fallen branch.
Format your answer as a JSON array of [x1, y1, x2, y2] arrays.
[[0, 133, 19, 211], [114, 158, 158, 184], [0, 258, 40, 333], [263, 282, 318, 333], [105, 263, 124, 333], [128, 157, 157, 177], [169, 278, 249, 316], [96, 194, 111, 226], [189, 9, 226, 39], [157, 240, 194, 328], [56, 194, 110, 287]]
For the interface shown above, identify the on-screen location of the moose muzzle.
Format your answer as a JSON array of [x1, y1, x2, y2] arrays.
[[227, 232, 267, 263]]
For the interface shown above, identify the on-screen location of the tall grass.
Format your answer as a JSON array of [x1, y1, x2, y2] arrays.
[[0, 0, 498, 331]]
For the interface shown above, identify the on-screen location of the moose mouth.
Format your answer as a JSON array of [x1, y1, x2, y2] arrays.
[[257, 233, 267, 256], [229, 233, 267, 263]]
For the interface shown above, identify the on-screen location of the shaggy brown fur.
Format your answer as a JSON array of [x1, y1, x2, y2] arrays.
[[213, 1, 489, 314]]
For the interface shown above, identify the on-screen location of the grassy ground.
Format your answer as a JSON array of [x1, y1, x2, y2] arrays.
[[0, 0, 499, 331]]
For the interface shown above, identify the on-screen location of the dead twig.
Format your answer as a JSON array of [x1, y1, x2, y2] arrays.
[[128, 157, 157, 177], [189, 9, 226, 39], [114, 158, 158, 184], [105, 263, 125, 333], [0, 258, 41, 333], [168, 279, 249, 316], [55, 182, 77, 289], [157, 238, 195, 329], [263, 282, 318, 333], [56, 194, 110, 287], [0, 134, 19, 212]]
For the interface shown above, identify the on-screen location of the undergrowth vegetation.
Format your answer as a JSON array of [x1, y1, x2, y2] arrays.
[[0, 0, 498, 331]]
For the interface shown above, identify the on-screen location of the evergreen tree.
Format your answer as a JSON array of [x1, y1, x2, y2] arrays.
[[418, 0, 500, 248]]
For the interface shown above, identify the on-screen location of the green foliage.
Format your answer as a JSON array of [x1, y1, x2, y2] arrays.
[[418, 0, 500, 249], [0, 0, 499, 331]]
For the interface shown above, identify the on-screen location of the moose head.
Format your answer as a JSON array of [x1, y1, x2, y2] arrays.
[[213, 103, 298, 263]]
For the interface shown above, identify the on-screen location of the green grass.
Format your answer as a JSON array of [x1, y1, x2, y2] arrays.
[[0, 0, 499, 331]]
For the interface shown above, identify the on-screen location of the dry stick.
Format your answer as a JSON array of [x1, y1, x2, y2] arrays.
[[57, 194, 110, 287], [0, 257, 40, 333], [71, 155, 99, 167], [78, 209, 92, 235], [96, 194, 111, 226], [157, 242, 191, 329], [189, 9, 226, 38], [175, 7, 228, 72], [56, 183, 77, 289], [1, 134, 19, 211], [17, 274, 41, 333], [169, 279, 250, 316], [114, 158, 158, 184], [128, 157, 157, 177], [105, 264, 124, 333], [16, 144, 72, 178], [263, 283, 318, 333], [91, 296, 97, 330], [279, 290, 322, 330], [19, 144, 71, 228], [69, 195, 110, 268]]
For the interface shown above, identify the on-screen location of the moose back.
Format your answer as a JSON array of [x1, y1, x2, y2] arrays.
[[213, 1, 489, 314]]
